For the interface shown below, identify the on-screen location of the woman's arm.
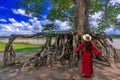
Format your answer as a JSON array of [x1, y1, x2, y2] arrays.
[[74, 41, 85, 53], [91, 42, 102, 56]]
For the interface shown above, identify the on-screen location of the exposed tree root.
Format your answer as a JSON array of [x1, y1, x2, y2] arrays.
[[3, 31, 119, 71]]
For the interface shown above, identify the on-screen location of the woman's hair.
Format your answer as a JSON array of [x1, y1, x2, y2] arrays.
[[85, 41, 92, 52], [83, 32, 92, 52]]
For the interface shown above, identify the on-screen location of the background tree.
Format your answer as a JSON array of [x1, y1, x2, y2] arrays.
[[3, 0, 119, 68]]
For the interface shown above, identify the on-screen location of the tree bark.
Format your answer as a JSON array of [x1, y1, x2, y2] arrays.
[[75, 0, 90, 35]]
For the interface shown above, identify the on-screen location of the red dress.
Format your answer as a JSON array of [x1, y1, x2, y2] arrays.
[[74, 41, 102, 77]]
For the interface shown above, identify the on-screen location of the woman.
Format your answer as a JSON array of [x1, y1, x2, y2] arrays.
[[74, 34, 102, 78]]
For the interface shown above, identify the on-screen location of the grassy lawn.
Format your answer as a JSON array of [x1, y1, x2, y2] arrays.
[[0, 42, 42, 53]]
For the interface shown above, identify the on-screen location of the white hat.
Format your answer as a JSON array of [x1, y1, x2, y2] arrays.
[[82, 34, 92, 41]]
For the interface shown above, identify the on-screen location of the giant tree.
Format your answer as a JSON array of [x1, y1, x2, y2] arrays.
[[3, 0, 119, 68]]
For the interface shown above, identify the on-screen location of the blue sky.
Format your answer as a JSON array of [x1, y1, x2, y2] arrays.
[[0, 0, 28, 22], [0, 0, 120, 36]]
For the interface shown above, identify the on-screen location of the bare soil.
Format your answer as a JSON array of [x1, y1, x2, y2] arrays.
[[0, 50, 120, 80]]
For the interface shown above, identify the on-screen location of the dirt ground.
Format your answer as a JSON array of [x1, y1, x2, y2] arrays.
[[0, 50, 120, 80]]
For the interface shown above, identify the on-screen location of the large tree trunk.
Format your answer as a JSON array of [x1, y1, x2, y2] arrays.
[[3, 0, 118, 70], [75, 0, 90, 34]]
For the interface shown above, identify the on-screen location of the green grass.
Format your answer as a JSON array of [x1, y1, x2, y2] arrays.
[[108, 34, 120, 39], [0, 42, 42, 53]]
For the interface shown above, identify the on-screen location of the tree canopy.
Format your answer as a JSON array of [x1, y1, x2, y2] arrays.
[[17, 0, 120, 32]]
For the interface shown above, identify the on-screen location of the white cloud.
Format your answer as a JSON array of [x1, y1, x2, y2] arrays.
[[0, 16, 73, 36], [40, 19, 52, 25], [29, 17, 52, 26], [2, 24, 13, 31], [21, 21, 32, 29], [91, 11, 103, 20], [117, 14, 120, 21], [0, 17, 44, 36], [110, 0, 120, 5], [32, 17, 43, 32], [0, 29, 11, 36], [70, 4, 75, 8], [12, 22, 24, 27], [0, 19, 7, 22], [105, 27, 120, 34], [89, 21, 98, 28], [28, 18, 34, 23], [117, 14, 120, 18], [54, 20, 71, 30], [89, 12, 103, 28], [12, 9, 32, 17], [9, 18, 17, 23], [8, 18, 33, 29]]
